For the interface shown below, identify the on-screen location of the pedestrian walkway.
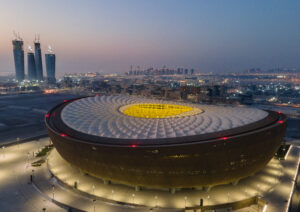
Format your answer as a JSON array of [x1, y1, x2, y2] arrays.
[[1, 138, 299, 212], [47, 145, 300, 211], [0, 138, 63, 212]]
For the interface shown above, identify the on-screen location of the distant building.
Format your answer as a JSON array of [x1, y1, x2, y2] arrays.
[[45, 52, 56, 84], [247, 68, 261, 73], [12, 39, 25, 82], [34, 41, 43, 81], [27, 52, 36, 81]]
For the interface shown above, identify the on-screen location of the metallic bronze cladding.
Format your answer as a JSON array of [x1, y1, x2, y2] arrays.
[[45, 99, 287, 189]]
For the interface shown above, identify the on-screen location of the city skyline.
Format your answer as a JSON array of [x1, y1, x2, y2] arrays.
[[1, 1, 300, 211], [1, 0, 300, 76]]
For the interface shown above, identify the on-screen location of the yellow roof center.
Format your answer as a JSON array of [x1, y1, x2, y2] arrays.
[[122, 103, 193, 118]]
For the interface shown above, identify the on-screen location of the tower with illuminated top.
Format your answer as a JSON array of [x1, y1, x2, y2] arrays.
[[45, 45, 56, 84], [34, 35, 43, 81], [27, 46, 36, 81], [12, 33, 25, 82]]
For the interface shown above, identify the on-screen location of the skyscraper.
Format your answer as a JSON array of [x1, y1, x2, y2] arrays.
[[45, 46, 56, 84], [12, 38, 25, 82], [27, 46, 36, 81], [34, 40, 43, 81], [190, 69, 195, 75], [184, 69, 189, 75]]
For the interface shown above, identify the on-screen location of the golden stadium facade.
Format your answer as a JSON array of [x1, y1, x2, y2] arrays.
[[45, 95, 287, 189]]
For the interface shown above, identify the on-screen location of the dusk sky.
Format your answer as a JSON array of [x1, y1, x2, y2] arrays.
[[1, 0, 300, 76]]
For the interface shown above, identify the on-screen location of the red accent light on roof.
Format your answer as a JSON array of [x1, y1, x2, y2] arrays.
[[277, 111, 282, 114], [52, 112, 55, 117], [64, 100, 68, 102], [131, 144, 137, 148], [278, 120, 284, 124], [95, 94, 99, 96], [45, 113, 50, 118], [61, 133, 67, 137], [220, 137, 229, 140]]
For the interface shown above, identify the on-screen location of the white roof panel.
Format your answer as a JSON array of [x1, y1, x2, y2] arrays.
[[61, 95, 268, 139]]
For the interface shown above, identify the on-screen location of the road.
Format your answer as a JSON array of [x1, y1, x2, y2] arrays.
[[0, 93, 80, 144]]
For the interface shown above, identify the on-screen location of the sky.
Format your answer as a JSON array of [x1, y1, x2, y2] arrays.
[[0, 0, 300, 76]]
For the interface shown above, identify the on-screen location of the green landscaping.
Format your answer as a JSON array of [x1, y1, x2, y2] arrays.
[[31, 144, 53, 167], [36, 144, 53, 157], [31, 159, 45, 167]]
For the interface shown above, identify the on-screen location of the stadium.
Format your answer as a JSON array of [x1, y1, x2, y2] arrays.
[[45, 95, 287, 190]]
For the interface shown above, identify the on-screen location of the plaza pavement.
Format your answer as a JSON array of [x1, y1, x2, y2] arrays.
[[1, 138, 300, 212], [0, 138, 63, 212], [0, 138, 179, 212]]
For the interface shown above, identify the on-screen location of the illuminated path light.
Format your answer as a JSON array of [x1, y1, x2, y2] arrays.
[[2, 146, 5, 158], [154, 195, 158, 207], [111, 189, 114, 199]]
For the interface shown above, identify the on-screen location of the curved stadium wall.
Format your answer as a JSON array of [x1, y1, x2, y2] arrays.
[[45, 95, 287, 189]]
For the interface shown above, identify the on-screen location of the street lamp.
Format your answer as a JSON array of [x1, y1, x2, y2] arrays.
[[111, 189, 114, 199], [92, 199, 96, 212], [132, 193, 135, 204], [2, 146, 5, 158], [207, 195, 210, 205], [17, 137, 20, 148], [200, 198, 203, 207], [43, 199, 46, 211], [184, 196, 187, 208], [27, 152, 30, 164], [154, 195, 158, 207], [52, 185, 55, 200], [37, 139, 40, 151], [92, 184, 95, 195]]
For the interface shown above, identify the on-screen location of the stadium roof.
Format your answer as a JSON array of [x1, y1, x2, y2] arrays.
[[60, 95, 268, 140]]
